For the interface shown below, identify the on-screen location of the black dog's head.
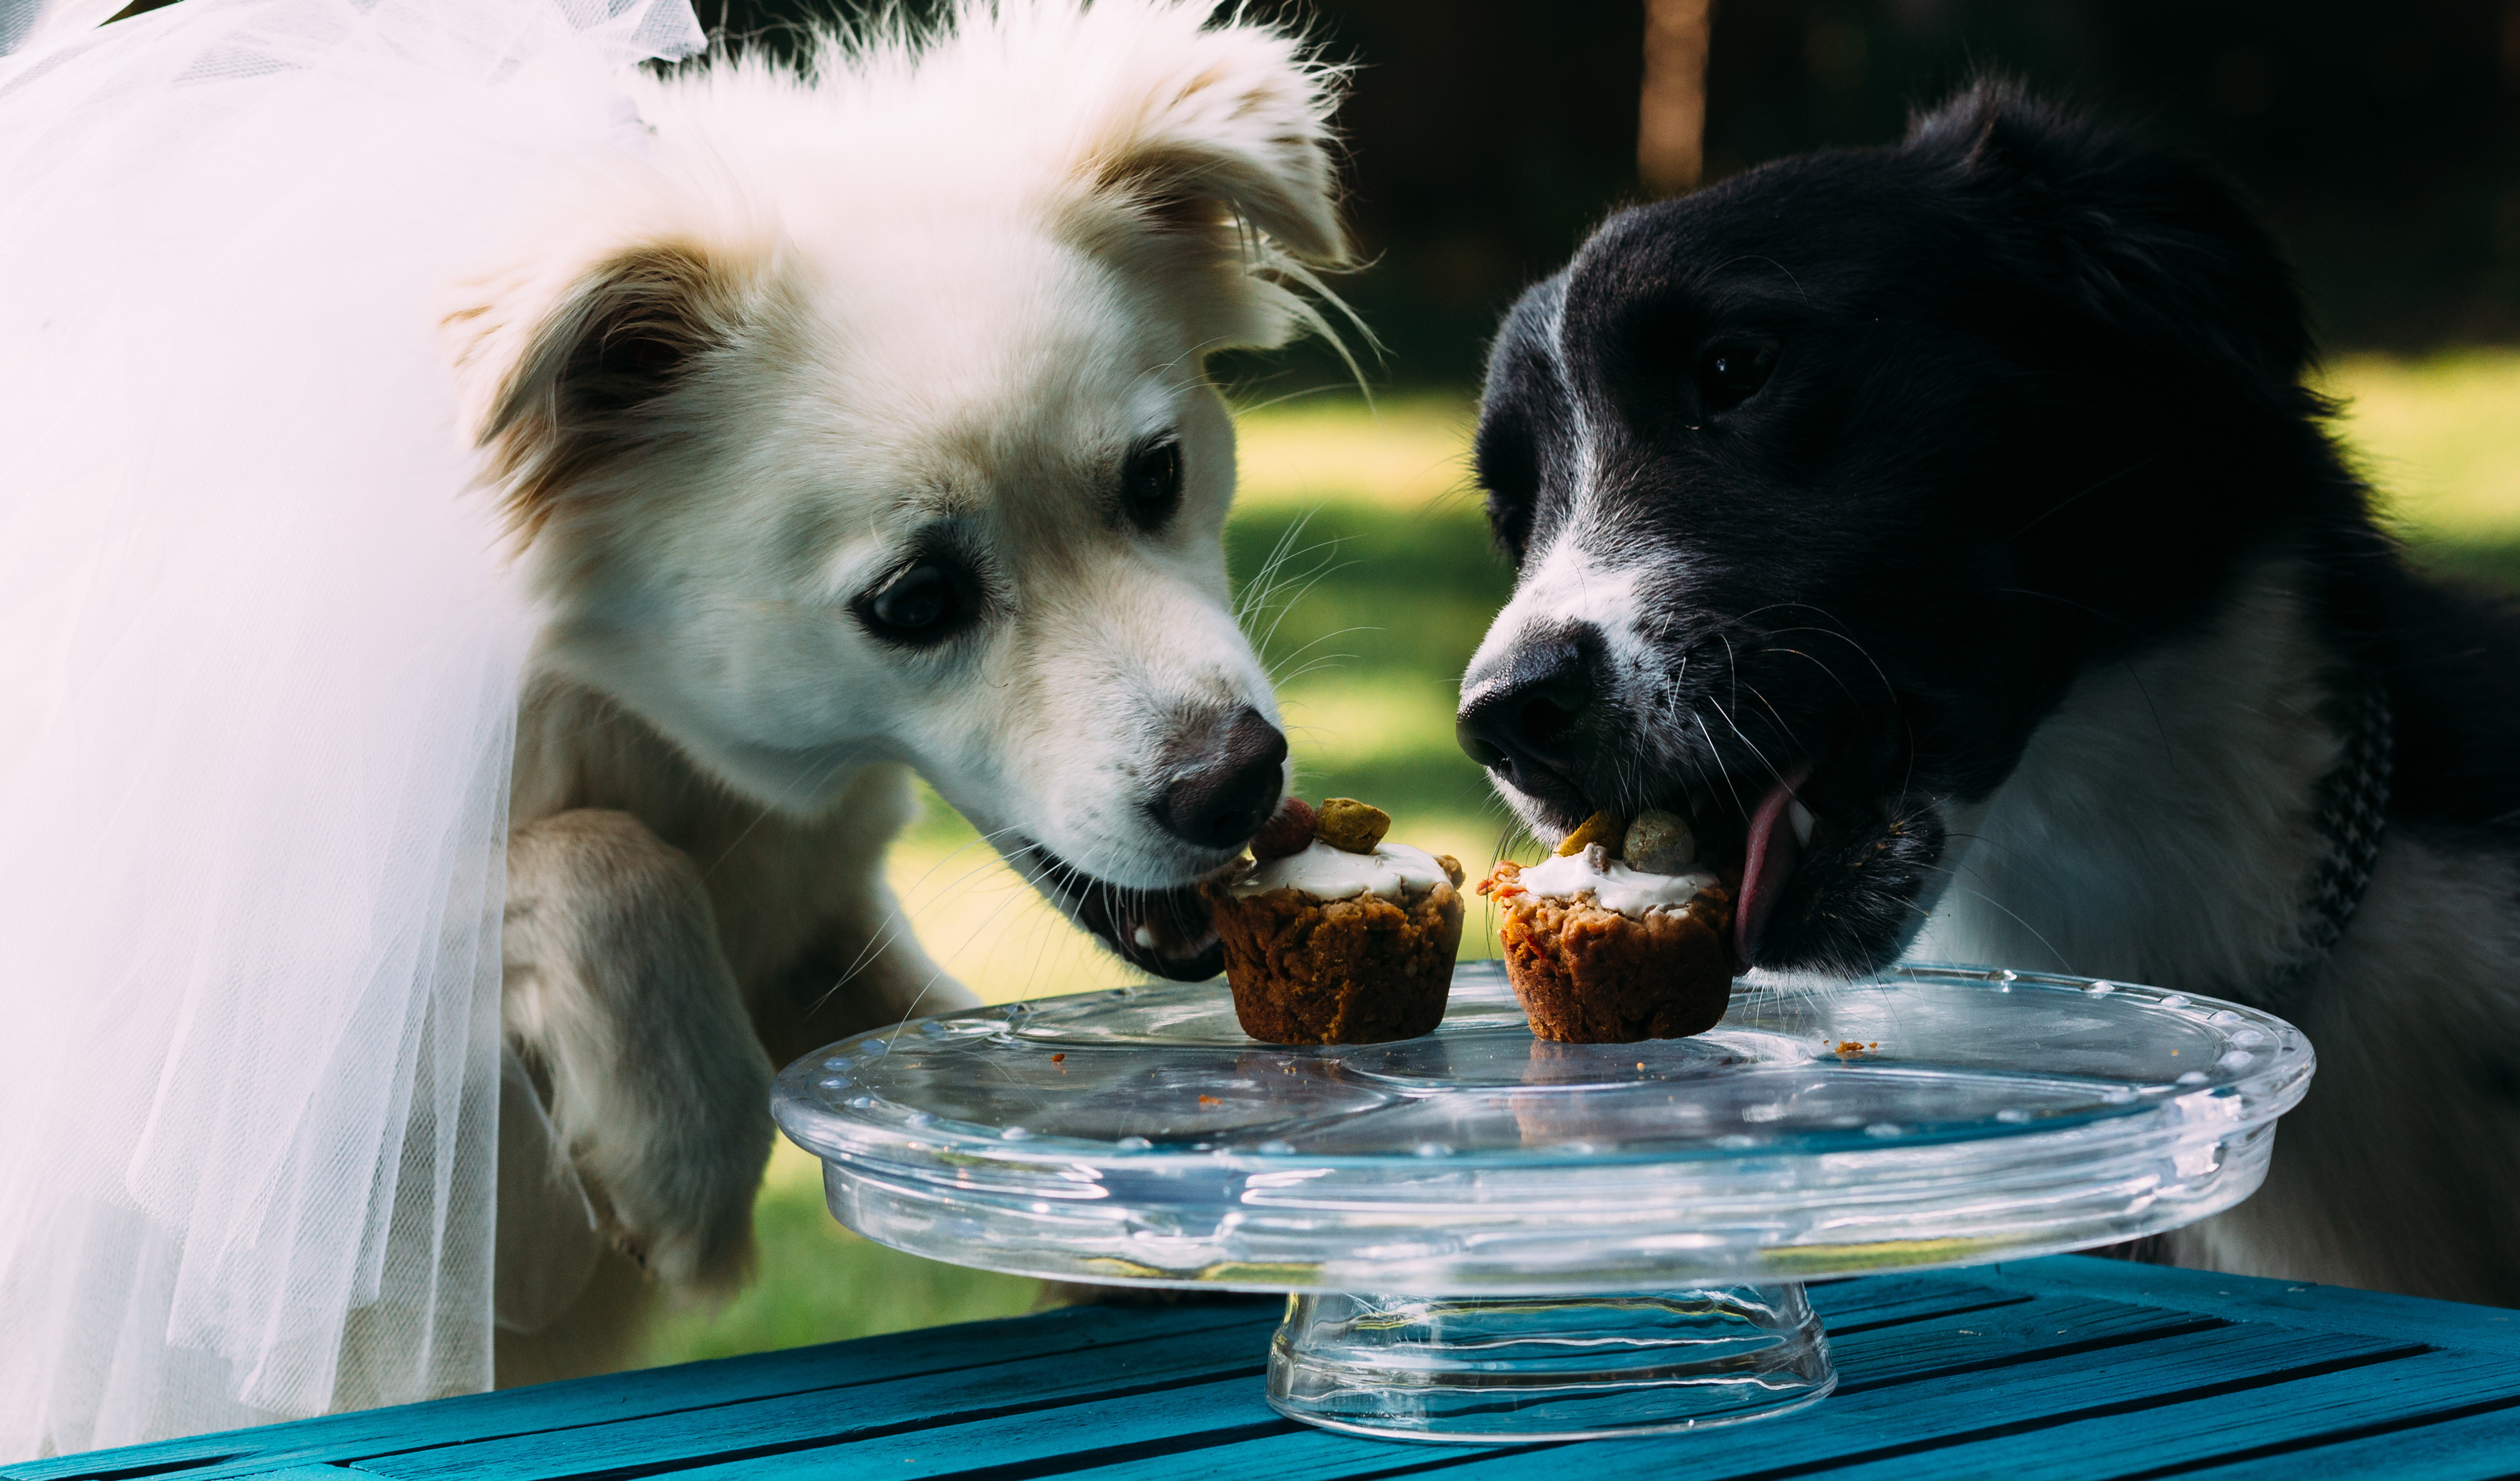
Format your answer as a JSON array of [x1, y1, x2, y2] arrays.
[[1458, 82, 2362, 977]]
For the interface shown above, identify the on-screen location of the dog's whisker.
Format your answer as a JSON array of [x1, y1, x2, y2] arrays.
[[1268, 652, 1362, 688], [1227, 380, 1362, 417], [881, 864, 1071, 1041], [2007, 454, 2162, 537], [1154, 331, 1242, 388], [1262, 623, 1373, 678], [1247, 548, 1358, 664], [1917, 880, 2073, 973], [809, 818, 1062, 1017], [1233, 507, 1321, 623], [1690, 713, 1752, 817], [1759, 647, 1867, 710], [699, 748, 866, 879]]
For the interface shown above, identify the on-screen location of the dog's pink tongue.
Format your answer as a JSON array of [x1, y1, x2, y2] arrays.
[[1733, 771, 1809, 972]]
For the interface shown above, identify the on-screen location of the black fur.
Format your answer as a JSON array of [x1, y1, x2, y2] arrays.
[[1463, 81, 2520, 978]]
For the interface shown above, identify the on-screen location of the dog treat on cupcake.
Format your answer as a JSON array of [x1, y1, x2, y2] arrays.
[[1480, 809, 1735, 1043], [1202, 798, 1467, 1045]]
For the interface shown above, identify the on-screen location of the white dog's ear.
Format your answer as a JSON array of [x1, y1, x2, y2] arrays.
[[1047, 3, 1353, 352], [443, 209, 775, 544]]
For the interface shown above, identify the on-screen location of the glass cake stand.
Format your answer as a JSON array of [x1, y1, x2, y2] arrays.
[[771, 962, 2313, 1444]]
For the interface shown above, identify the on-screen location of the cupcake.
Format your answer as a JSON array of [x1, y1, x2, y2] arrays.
[[1480, 809, 1734, 1043], [1202, 798, 1467, 1045]]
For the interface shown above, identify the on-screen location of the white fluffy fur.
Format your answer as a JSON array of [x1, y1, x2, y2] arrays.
[[1911, 559, 2342, 990], [439, 0, 1349, 1380], [1914, 557, 2520, 1305], [2187, 832, 2520, 1304]]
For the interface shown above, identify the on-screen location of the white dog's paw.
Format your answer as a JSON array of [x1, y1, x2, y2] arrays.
[[596, 1084, 772, 1299], [505, 809, 781, 1301]]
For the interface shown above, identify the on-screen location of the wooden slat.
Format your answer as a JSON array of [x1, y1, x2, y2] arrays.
[[1808, 1347, 2520, 1479], [1038, 1429, 1499, 1481], [6, 1304, 1280, 1481], [17, 1276, 2035, 1481], [1804, 1273, 2035, 1330], [1980, 1256, 2520, 1357], [773, 1291, 2225, 1480], [349, 1276, 2108, 1481], [24, 1261, 2519, 1481], [659, 1377, 1289, 1479], [686, 1307, 2192, 1481], [1826, 1293, 2219, 1388], [2176, 1402, 2520, 1481], [716, 1291, 2113, 1481], [350, 1310, 1272, 1480], [1297, 1324, 2421, 1481]]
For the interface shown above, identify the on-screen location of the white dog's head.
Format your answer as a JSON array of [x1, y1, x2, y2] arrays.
[[445, 0, 1350, 978]]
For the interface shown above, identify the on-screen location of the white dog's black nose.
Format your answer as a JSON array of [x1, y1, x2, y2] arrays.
[[1457, 626, 1599, 799], [1156, 705, 1288, 850]]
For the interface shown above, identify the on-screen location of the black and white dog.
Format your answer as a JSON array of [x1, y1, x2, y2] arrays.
[[1458, 83, 2520, 1305]]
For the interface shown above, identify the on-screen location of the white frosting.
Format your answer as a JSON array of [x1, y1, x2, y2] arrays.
[[1514, 844, 1720, 917], [1230, 839, 1450, 899]]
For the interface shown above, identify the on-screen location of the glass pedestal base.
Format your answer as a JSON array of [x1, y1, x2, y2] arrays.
[[1266, 1285, 1835, 1443]]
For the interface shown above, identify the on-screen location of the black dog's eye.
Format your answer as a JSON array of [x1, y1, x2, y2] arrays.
[[856, 558, 974, 647], [1696, 336, 1780, 413], [1473, 414, 1540, 563], [1121, 435, 1184, 531]]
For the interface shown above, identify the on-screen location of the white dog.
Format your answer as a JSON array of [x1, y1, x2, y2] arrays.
[[0, 0, 1347, 1445], [449, 2, 1351, 1381]]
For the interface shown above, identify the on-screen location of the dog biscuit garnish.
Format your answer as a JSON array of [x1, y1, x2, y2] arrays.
[[1313, 798, 1391, 854], [1250, 797, 1317, 860], [1202, 798, 1462, 1045], [1621, 809, 1698, 874], [1555, 809, 1627, 859], [1436, 854, 1466, 888]]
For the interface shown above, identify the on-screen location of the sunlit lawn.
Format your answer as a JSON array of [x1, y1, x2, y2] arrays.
[[645, 354, 2520, 1368], [2319, 352, 2520, 587]]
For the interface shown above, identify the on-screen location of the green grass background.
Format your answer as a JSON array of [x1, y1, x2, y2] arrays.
[[644, 352, 2520, 1369]]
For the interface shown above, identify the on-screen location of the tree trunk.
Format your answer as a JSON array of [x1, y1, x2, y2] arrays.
[[1639, 0, 1713, 195]]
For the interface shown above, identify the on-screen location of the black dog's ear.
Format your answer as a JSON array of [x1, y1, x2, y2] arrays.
[[1907, 80, 2313, 393]]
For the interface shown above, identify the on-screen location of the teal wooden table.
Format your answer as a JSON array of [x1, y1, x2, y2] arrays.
[[18, 1257, 2520, 1480]]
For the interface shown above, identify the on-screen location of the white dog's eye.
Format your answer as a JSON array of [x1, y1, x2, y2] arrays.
[[1121, 435, 1185, 532], [855, 557, 974, 648]]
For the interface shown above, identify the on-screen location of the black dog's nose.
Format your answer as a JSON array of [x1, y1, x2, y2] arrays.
[[1156, 705, 1288, 849], [1457, 629, 1598, 795]]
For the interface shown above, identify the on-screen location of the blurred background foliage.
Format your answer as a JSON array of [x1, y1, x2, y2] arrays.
[[579, 0, 2520, 1369], [702, 0, 2520, 382], [1314, 0, 2520, 378]]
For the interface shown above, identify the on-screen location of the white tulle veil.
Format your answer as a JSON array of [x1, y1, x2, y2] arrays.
[[0, 0, 703, 1456]]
